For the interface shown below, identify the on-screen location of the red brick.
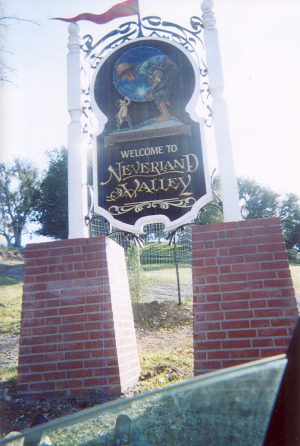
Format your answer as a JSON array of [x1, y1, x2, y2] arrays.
[[250, 319, 271, 328], [194, 340, 222, 350], [221, 291, 251, 301], [193, 248, 218, 258], [261, 261, 290, 270], [194, 360, 222, 370], [222, 320, 250, 329], [248, 271, 277, 280], [249, 299, 267, 309], [259, 347, 287, 356], [207, 350, 230, 359], [196, 303, 221, 312], [219, 265, 232, 274], [222, 339, 251, 349], [64, 351, 91, 360], [257, 242, 285, 253], [222, 359, 247, 368], [257, 327, 289, 337], [254, 309, 284, 318], [194, 321, 221, 331], [29, 382, 56, 391], [224, 310, 254, 319], [84, 340, 104, 350], [227, 329, 257, 339], [83, 378, 111, 387], [267, 298, 295, 308], [271, 318, 298, 327], [61, 314, 86, 324], [44, 371, 67, 381], [221, 301, 249, 311], [217, 255, 244, 265], [220, 282, 252, 292], [45, 316, 61, 326], [18, 373, 40, 384], [59, 305, 85, 316], [31, 344, 58, 354], [230, 349, 260, 359], [245, 253, 273, 262], [283, 308, 298, 317], [57, 360, 83, 370], [228, 245, 257, 256], [193, 265, 219, 275], [273, 337, 291, 347], [193, 332, 207, 341], [251, 338, 274, 347], [56, 380, 84, 389], [207, 331, 227, 340], [67, 369, 94, 379], [21, 336, 46, 346], [264, 279, 293, 288], [225, 228, 254, 238], [62, 332, 89, 342], [30, 363, 57, 373], [206, 311, 225, 321], [219, 273, 248, 283]]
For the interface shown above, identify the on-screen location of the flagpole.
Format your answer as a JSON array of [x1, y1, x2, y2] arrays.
[[201, 0, 241, 222], [67, 23, 89, 239]]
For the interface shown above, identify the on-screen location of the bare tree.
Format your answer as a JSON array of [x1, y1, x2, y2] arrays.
[[0, 8, 39, 84]]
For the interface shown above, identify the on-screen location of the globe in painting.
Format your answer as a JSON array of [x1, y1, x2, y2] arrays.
[[113, 46, 179, 122]]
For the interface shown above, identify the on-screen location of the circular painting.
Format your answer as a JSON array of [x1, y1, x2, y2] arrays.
[[113, 46, 179, 105]]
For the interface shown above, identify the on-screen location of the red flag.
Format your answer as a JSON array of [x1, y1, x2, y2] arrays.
[[53, 0, 139, 25]]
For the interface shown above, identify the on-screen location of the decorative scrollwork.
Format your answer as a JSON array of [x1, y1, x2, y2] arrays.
[[80, 13, 212, 145], [141, 16, 204, 53], [108, 197, 196, 216]]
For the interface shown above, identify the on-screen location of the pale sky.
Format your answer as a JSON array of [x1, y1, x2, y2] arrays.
[[1, 0, 300, 197]]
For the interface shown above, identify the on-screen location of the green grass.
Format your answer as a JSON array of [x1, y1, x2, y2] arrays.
[[140, 243, 190, 266], [141, 266, 192, 286], [0, 283, 22, 335], [137, 343, 193, 392], [0, 365, 17, 382], [290, 264, 300, 296]]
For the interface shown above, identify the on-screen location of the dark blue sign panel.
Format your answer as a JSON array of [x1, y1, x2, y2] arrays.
[[92, 38, 211, 232]]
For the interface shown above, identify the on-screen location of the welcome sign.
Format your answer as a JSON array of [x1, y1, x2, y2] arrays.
[[92, 38, 211, 233]]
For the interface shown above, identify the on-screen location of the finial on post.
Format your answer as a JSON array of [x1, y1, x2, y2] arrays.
[[201, 0, 216, 29], [68, 22, 80, 50]]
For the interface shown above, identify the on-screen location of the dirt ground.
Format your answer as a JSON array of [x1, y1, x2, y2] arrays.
[[0, 257, 193, 437], [1, 250, 299, 438], [0, 325, 193, 437]]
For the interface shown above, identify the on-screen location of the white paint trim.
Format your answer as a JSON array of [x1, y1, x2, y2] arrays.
[[201, 0, 241, 222], [67, 23, 89, 239]]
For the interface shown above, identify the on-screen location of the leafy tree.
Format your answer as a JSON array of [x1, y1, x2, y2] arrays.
[[143, 223, 168, 243], [278, 193, 300, 252], [0, 159, 40, 247], [37, 148, 68, 239], [196, 173, 223, 225], [238, 177, 280, 220], [196, 175, 300, 252]]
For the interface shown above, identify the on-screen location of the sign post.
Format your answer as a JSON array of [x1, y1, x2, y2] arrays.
[[201, 0, 241, 222], [67, 23, 89, 239]]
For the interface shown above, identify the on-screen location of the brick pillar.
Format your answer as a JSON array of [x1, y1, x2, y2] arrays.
[[17, 237, 140, 399], [192, 217, 298, 374]]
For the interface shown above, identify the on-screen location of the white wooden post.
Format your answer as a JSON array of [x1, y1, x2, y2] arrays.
[[67, 23, 89, 238], [201, 0, 241, 222]]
